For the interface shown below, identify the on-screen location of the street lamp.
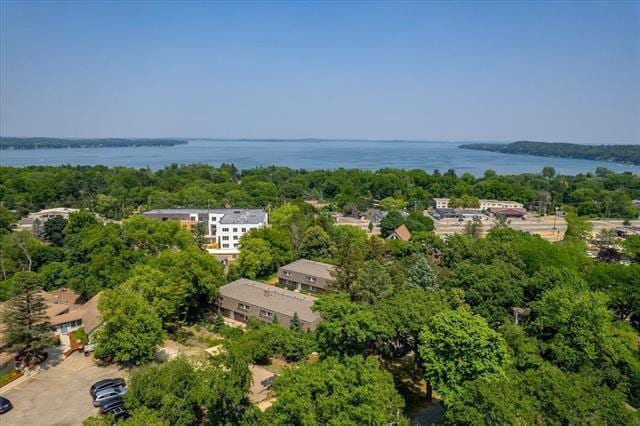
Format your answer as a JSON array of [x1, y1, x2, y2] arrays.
[[553, 207, 559, 231]]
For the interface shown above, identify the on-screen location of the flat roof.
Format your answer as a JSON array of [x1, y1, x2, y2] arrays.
[[280, 259, 334, 281], [143, 208, 266, 224], [219, 279, 320, 323]]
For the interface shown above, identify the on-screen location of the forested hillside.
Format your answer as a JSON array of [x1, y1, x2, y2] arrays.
[[1, 163, 639, 221], [460, 141, 640, 165]]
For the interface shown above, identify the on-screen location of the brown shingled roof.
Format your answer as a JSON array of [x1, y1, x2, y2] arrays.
[[391, 224, 412, 241]]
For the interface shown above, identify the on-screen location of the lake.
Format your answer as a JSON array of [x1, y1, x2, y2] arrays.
[[1, 139, 639, 176]]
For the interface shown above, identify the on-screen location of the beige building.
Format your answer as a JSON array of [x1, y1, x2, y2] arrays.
[[277, 259, 335, 292], [217, 279, 321, 331]]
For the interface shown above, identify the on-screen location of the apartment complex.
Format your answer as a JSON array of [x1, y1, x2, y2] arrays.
[[40, 288, 102, 336], [217, 279, 321, 331], [142, 208, 268, 255], [277, 259, 335, 292], [432, 198, 523, 210]]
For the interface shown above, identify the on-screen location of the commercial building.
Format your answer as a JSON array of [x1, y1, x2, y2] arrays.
[[142, 208, 268, 256], [431, 198, 523, 210], [217, 279, 321, 331], [458, 210, 488, 221], [432, 198, 450, 209], [489, 208, 528, 219], [277, 259, 335, 292], [433, 208, 459, 220], [16, 207, 80, 231]]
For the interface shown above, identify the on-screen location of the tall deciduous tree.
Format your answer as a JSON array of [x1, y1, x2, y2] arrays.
[[298, 225, 332, 259], [1, 272, 53, 364], [330, 238, 365, 292], [43, 215, 68, 246], [264, 356, 406, 425], [94, 288, 165, 365], [418, 309, 509, 400]]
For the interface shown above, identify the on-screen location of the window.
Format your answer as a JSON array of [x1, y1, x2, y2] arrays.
[[260, 310, 273, 319], [238, 303, 250, 310], [222, 236, 229, 241], [236, 313, 247, 321], [223, 243, 229, 248], [233, 227, 238, 232], [211, 217, 217, 222], [306, 276, 316, 283], [241, 227, 247, 232], [222, 227, 229, 232], [233, 243, 239, 248], [233, 235, 238, 240], [283, 270, 291, 276]]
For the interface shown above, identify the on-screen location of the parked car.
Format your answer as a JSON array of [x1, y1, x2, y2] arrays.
[[0, 396, 13, 414], [92, 386, 127, 407], [90, 378, 125, 398], [83, 344, 96, 357], [99, 397, 124, 414], [109, 406, 129, 420]]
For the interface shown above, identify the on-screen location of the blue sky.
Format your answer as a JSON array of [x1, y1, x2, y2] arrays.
[[1, 1, 638, 143]]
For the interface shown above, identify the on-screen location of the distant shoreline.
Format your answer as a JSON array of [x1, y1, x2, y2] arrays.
[[460, 141, 640, 166], [0, 137, 188, 150]]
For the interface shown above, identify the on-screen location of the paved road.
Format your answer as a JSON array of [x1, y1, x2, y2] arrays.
[[1, 353, 125, 426]]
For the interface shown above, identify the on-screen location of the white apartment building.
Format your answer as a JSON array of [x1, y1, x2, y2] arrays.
[[142, 208, 268, 256]]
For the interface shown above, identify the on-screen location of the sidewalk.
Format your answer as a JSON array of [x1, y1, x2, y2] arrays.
[[0, 347, 64, 394]]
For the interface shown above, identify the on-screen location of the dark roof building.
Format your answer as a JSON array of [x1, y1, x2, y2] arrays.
[[217, 279, 321, 331]]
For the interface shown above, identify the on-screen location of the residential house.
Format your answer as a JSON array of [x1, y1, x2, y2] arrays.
[[387, 224, 412, 241], [277, 259, 335, 292], [41, 288, 102, 336], [142, 208, 268, 257], [217, 279, 321, 331]]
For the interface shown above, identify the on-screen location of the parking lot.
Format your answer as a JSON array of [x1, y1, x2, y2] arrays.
[[1, 352, 125, 426]]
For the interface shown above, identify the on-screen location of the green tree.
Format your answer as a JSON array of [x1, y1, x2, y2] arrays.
[[0, 272, 53, 364], [313, 293, 391, 356], [405, 210, 434, 233], [330, 238, 365, 292], [379, 211, 405, 237], [264, 356, 406, 425], [350, 260, 394, 304], [564, 212, 592, 242], [298, 225, 332, 259], [64, 210, 100, 236], [379, 196, 407, 212], [445, 364, 639, 425], [43, 215, 68, 246], [586, 263, 640, 322], [0, 205, 17, 235], [125, 357, 199, 425], [445, 260, 525, 326], [290, 312, 302, 332], [405, 253, 437, 291], [94, 288, 165, 365], [418, 309, 510, 399], [623, 235, 640, 263]]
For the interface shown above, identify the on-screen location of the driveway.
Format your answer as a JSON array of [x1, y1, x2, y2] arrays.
[[1, 352, 126, 426]]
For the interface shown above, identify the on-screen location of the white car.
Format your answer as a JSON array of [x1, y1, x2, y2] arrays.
[[92, 386, 127, 407]]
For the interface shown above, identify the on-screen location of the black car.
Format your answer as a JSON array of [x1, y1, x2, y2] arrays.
[[90, 378, 125, 398], [0, 396, 13, 414], [109, 406, 129, 420], [99, 396, 124, 414]]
